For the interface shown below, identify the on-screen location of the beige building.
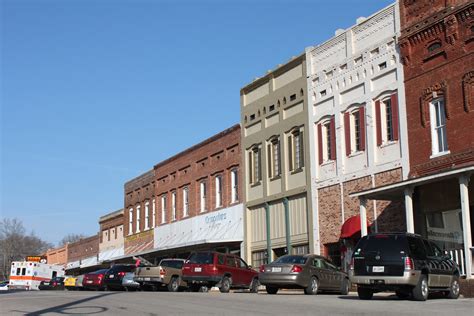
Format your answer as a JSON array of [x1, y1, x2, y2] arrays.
[[240, 55, 314, 266], [98, 209, 125, 262]]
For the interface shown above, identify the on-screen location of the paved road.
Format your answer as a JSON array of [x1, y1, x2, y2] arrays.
[[0, 290, 472, 316]]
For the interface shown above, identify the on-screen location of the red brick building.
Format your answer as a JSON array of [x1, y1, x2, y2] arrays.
[[66, 234, 100, 272], [355, 1, 473, 283]]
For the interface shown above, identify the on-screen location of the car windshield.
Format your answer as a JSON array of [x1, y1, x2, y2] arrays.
[[187, 253, 214, 264], [92, 269, 108, 274], [273, 255, 307, 265], [160, 260, 184, 269], [354, 235, 408, 258]]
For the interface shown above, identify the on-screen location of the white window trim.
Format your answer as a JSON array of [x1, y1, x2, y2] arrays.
[[152, 198, 156, 228], [200, 181, 207, 213], [128, 208, 133, 235], [183, 187, 189, 217], [161, 195, 166, 224], [144, 201, 150, 230], [215, 176, 222, 208], [136, 205, 141, 233], [171, 192, 176, 221], [321, 121, 331, 163], [429, 98, 449, 157], [231, 169, 238, 203]]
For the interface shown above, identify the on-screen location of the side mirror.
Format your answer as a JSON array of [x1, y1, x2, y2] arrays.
[[248, 265, 252, 269]]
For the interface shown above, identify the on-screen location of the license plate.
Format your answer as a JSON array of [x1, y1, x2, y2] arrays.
[[87, 280, 93, 284], [272, 267, 282, 272], [372, 266, 384, 273], [194, 267, 202, 272], [44, 282, 49, 285], [109, 274, 114, 278], [144, 277, 150, 281]]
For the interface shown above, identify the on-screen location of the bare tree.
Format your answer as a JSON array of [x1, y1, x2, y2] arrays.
[[59, 233, 85, 246], [0, 218, 52, 280]]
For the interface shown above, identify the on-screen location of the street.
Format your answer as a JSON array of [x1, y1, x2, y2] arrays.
[[1, 290, 472, 316]]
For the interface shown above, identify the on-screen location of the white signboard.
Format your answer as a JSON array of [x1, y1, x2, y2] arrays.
[[99, 247, 125, 262], [154, 203, 243, 250], [426, 209, 463, 244]]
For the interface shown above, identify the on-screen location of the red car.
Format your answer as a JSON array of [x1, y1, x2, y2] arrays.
[[82, 269, 109, 290], [182, 252, 259, 293]]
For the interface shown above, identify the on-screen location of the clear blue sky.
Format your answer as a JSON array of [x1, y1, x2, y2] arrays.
[[1, 0, 393, 245]]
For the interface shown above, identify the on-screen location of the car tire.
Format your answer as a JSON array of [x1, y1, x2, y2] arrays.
[[265, 286, 278, 295], [340, 278, 350, 295], [249, 278, 259, 293], [219, 276, 231, 293], [357, 287, 373, 300], [446, 277, 460, 299], [168, 276, 180, 292], [304, 276, 319, 295], [412, 274, 429, 301]]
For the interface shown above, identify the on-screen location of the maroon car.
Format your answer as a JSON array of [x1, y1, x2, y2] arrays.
[[82, 269, 109, 290], [182, 252, 259, 293]]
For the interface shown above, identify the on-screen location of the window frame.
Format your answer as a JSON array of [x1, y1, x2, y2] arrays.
[[230, 169, 239, 203], [128, 208, 133, 235], [429, 97, 449, 156], [200, 181, 207, 212], [215, 175, 223, 208], [182, 187, 189, 217], [144, 201, 150, 230], [171, 191, 177, 221], [267, 137, 281, 180], [135, 204, 141, 233], [161, 195, 167, 224]]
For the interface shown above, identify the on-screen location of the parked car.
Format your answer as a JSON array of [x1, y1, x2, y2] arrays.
[[74, 274, 85, 290], [259, 254, 350, 295], [122, 272, 140, 291], [103, 265, 136, 291], [38, 277, 65, 290], [182, 252, 259, 293], [349, 233, 460, 301], [0, 281, 9, 291], [82, 269, 109, 290], [134, 258, 186, 292], [64, 276, 77, 290]]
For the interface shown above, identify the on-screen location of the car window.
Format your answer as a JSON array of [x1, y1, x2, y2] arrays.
[[217, 254, 225, 265], [407, 237, 426, 259], [324, 260, 338, 271], [238, 258, 248, 269], [313, 259, 323, 268], [273, 256, 307, 265], [354, 235, 408, 259], [422, 240, 435, 257], [161, 260, 184, 269], [430, 242, 443, 258], [226, 256, 236, 267], [188, 253, 214, 264]]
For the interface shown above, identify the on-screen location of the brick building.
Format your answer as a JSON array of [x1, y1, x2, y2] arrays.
[[305, 3, 409, 268], [122, 125, 243, 263], [46, 244, 68, 266], [98, 209, 125, 262], [66, 234, 100, 272], [354, 0, 473, 280]]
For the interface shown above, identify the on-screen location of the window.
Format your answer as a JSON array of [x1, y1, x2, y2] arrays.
[[248, 146, 262, 185], [171, 191, 176, 221], [375, 93, 399, 146], [318, 118, 336, 164], [291, 244, 309, 255], [136, 205, 141, 233], [152, 198, 156, 228], [430, 97, 448, 155], [288, 129, 304, 171], [290, 94, 296, 101], [269, 104, 275, 112], [428, 42, 442, 53], [144, 201, 150, 230], [231, 169, 238, 203], [200, 181, 207, 212], [378, 62, 387, 70], [183, 187, 189, 217], [344, 107, 366, 155], [128, 208, 133, 234], [320, 89, 327, 97], [161, 195, 167, 224], [215, 175, 223, 208], [267, 138, 281, 179]]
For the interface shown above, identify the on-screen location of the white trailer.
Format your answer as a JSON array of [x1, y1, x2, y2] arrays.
[[9, 261, 65, 290]]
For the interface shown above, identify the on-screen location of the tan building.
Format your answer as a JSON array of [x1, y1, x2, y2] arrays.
[[240, 55, 314, 266], [46, 244, 68, 266], [98, 209, 125, 262]]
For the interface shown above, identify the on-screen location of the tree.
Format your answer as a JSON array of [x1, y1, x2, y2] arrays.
[[59, 233, 85, 246], [0, 218, 52, 280]]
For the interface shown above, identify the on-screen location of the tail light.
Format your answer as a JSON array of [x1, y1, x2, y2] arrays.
[[404, 257, 414, 270], [118, 272, 126, 277], [98, 274, 103, 281], [259, 265, 265, 273], [52, 282, 57, 286], [291, 265, 303, 273], [349, 258, 354, 270], [159, 268, 166, 276]]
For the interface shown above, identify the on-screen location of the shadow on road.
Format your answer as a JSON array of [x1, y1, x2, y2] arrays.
[[17, 292, 118, 315]]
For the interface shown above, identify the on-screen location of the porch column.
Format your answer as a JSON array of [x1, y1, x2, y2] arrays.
[[283, 198, 292, 255], [264, 203, 272, 264], [459, 175, 472, 278], [404, 187, 414, 233], [360, 198, 368, 237]]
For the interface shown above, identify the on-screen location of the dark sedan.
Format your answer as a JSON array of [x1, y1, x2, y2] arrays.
[[38, 277, 65, 290], [259, 254, 350, 295]]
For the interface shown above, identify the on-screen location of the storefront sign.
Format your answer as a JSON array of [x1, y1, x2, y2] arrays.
[[26, 256, 47, 263]]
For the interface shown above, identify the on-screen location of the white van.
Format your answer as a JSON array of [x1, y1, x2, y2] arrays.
[[9, 261, 65, 290]]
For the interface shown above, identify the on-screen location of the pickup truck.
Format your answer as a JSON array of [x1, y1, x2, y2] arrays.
[[134, 258, 187, 292]]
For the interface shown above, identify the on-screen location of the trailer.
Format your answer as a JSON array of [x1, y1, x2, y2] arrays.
[[9, 261, 65, 290]]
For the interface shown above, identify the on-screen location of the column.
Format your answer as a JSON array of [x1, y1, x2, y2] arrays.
[[404, 187, 414, 233], [283, 198, 292, 255], [265, 203, 272, 264], [459, 175, 472, 278], [360, 198, 368, 237]]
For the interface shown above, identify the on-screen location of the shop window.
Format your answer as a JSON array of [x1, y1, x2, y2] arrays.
[[252, 251, 267, 267], [291, 244, 309, 255], [324, 243, 341, 267]]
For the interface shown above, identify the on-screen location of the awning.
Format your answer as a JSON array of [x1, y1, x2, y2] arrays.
[[340, 215, 366, 239]]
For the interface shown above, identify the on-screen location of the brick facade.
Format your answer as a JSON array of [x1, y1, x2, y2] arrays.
[[67, 234, 100, 263], [46, 244, 68, 266], [399, 1, 474, 177]]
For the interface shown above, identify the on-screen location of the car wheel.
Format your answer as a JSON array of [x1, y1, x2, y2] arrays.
[[340, 278, 350, 295], [265, 286, 278, 295], [304, 276, 319, 295], [395, 290, 410, 299], [249, 278, 259, 293], [219, 276, 231, 293], [446, 277, 460, 299], [168, 276, 180, 292], [357, 287, 373, 300], [412, 275, 429, 301]]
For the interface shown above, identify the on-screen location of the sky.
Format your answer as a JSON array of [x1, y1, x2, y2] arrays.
[[1, 0, 394, 245]]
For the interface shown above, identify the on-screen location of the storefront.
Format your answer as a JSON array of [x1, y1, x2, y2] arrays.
[[352, 167, 473, 279]]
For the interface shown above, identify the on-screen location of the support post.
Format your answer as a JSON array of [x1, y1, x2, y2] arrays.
[[283, 197, 292, 255], [459, 175, 472, 278], [265, 203, 272, 264], [404, 187, 415, 233], [360, 198, 368, 237]]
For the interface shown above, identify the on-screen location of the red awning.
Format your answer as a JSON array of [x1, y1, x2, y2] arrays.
[[340, 215, 366, 239]]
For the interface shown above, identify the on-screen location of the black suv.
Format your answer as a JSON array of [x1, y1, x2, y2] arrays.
[[103, 264, 136, 290], [349, 233, 460, 301]]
